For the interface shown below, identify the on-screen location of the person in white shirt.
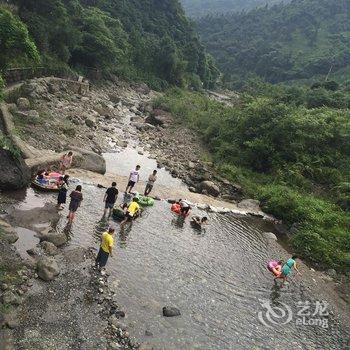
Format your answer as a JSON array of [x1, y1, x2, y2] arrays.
[[179, 199, 191, 216], [125, 165, 140, 193]]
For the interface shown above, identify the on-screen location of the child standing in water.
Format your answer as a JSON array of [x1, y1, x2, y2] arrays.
[[275, 255, 301, 285], [67, 185, 83, 223]]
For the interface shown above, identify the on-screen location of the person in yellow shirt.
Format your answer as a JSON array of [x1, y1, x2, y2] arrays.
[[120, 197, 140, 229], [95, 227, 115, 270]]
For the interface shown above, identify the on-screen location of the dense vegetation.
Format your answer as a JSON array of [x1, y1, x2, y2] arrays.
[[196, 0, 350, 87], [181, 0, 288, 17], [155, 81, 350, 273], [0, 0, 219, 89]]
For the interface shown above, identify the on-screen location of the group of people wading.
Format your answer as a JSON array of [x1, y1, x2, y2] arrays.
[[43, 154, 301, 286]]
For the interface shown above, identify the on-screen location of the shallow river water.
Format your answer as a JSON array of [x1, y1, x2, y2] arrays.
[[11, 150, 350, 350]]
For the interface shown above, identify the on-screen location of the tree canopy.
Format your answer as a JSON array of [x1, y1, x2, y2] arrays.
[[0, 6, 39, 70], [181, 0, 289, 17], [5, 0, 219, 89], [196, 0, 350, 87]]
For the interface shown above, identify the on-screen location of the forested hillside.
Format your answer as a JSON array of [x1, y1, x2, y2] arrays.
[[181, 0, 288, 17], [0, 0, 219, 89], [196, 0, 350, 87], [157, 81, 350, 272]]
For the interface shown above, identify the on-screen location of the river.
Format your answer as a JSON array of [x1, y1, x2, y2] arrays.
[[10, 149, 350, 350]]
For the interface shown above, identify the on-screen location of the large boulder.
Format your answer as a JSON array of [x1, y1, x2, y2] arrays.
[[162, 306, 181, 317], [69, 146, 106, 174], [133, 83, 150, 95], [20, 80, 48, 100], [16, 97, 30, 110], [0, 149, 31, 191], [132, 122, 155, 132], [40, 241, 58, 256], [85, 116, 96, 128], [237, 199, 261, 212], [93, 104, 115, 118], [146, 109, 173, 126], [39, 232, 68, 247], [199, 181, 220, 197], [37, 256, 60, 281]]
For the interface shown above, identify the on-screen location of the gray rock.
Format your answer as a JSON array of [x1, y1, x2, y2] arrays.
[[162, 306, 181, 317], [326, 269, 337, 278], [0, 149, 31, 191], [134, 83, 150, 95], [132, 122, 155, 131], [7, 103, 18, 114], [26, 247, 43, 257], [69, 146, 106, 174], [130, 116, 143, 123], [199, 181, 220, 197], [139, 342, 154, 350], [36, 256, 60, 281], [3, 232, 19, 244], [85, 116, 96, 128], [116, 140, 128, 148], [237, 199, 261, 211], [40, 241, 58, 255], [48, 83, 60, 94], [263, 232, 278, 241], [17, 97, 30, 110], [146, 109, 173, 126], [40, 232, 67, 247], [109, 342, 121, 350], [108, 94, 121, 104], [3, 311, 19, 329], [27, 110, 40, 119], [2, 291, 22, 306]]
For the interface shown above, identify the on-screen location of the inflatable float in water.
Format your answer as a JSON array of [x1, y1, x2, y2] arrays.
[[31, 179, 60, 192], [171, 203, 190, 217]]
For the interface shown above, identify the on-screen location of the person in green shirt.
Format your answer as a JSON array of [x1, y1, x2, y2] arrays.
[[274, 255, 301, 286]]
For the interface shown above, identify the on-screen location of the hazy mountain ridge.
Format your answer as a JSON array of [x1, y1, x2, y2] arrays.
[[181, 0, 290, 17], [195, 0, 350, 86]]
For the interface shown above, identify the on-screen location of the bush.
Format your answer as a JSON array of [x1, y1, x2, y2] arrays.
[[0, 7, 39, 70], [0, 74, 3, 100]]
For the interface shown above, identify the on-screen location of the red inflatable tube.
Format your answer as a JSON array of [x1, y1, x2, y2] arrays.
[[171, 203, 190, 217]]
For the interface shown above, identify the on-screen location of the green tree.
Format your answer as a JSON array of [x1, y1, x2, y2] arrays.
[[0, 7, 39, 70]]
